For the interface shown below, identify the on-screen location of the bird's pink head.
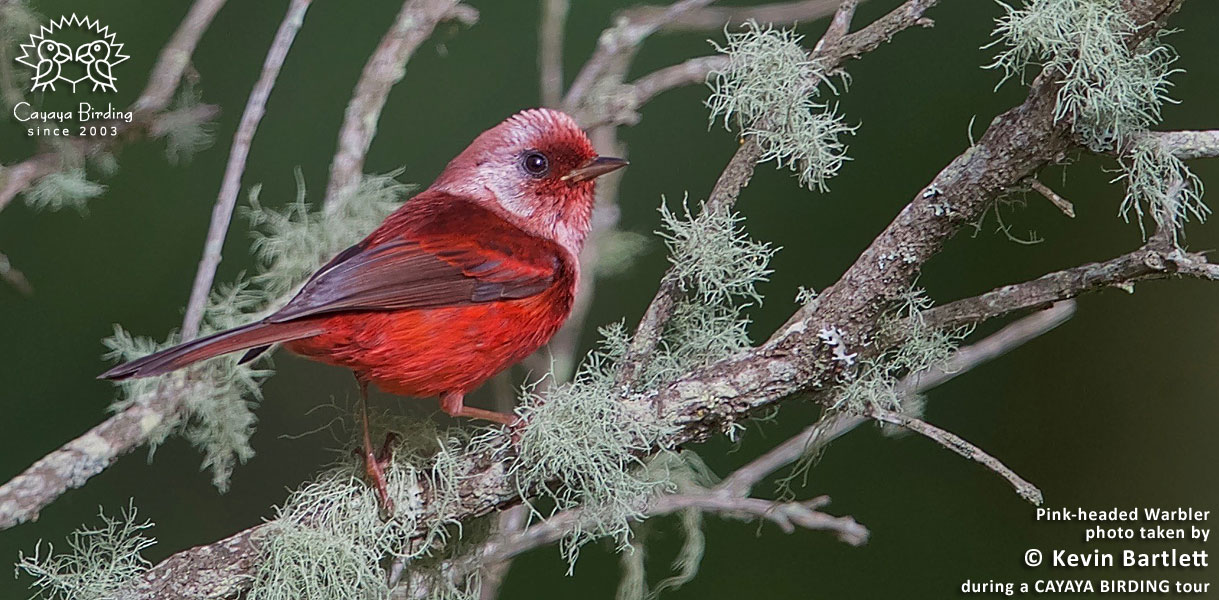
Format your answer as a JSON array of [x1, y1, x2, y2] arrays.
[[432, 108, 627, 255]]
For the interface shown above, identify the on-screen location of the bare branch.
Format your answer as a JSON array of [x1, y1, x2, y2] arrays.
[[650, 494, 867, 544], [322, 0, 478, 212], [132, 0, 229, 114], [0, 249, 32, 295], [619, 0, 942, 385], [48, 0, 1197, 593], [562, 0, 716, 112], [1026, 177, 1075, 218], [538, 0, 569, 108], [1151, 129, 1219, 160], [0, 386, 181, 529], [900, 300, 1075, 394], [813, 0, 859, 52], [922, 242, 1219, 332], [624, 0, 842, 32], [181, 0, 314, 339], [865, 407, 1043, 505], [479, 492, 865, 568], [813, 0, 937, 69], [587, 55, 729, 128]]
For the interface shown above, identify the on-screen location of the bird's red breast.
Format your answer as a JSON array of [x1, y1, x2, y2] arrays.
[[282, 189, 577, 396], [98, 108, 626, 412]]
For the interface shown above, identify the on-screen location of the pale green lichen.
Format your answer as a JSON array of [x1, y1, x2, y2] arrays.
[[659, 197, 774, 305], [833, 289, 968, 414], [159, 83, 216, 165], [595, 230, 651, 278], [102, 171, 411, 490], [986, 0, 1205, 238], [248, 423, 485, 600], [506, 339, 675, 569], [707, 21, 854, 191], [24, 169, 105, 214], [500, 194, 772, 575], [245, 169, 410, 296], [1116, 134, 1207, 238], [986, 0, 1179, 151], [16, 502, 155, 600]]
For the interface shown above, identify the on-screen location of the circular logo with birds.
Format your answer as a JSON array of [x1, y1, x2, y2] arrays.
[[14, 14, 129, 94]]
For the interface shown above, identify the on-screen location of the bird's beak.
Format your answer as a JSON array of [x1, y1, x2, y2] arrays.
[[562, 156, 628, 183]]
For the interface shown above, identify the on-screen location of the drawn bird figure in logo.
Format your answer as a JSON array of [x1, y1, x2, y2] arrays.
[[30, 40, 72, 92], [75, 39, 117, 92], [100, 109, 628, 510]]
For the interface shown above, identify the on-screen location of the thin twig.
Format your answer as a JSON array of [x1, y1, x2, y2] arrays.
[[0, 0, 293, 532], [538, 0, 569, 108], [561, 0, 716, 112], [133, 0, 229, 114], [813, 0, 859, 52], [899, 300, 1075, 394], [322, 0, 477, 212], [479, 491, 866, 567], [719, 301, 1075, 498], [1026, 177, 1075, 218], [623, 0, 844, 32], [618, 0, 942, 385], [0, 250, 32, 295], [72, 0, 1202, 591], [922, 241, 1219, 332], [180, 0, 314, 339], [865, 407, 1044, 505]]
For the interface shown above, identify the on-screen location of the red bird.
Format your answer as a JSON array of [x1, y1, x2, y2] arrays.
[[101, 108, 626, 506]]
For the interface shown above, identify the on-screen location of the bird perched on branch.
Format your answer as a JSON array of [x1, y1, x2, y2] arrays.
[[100, 108, 627, 509]]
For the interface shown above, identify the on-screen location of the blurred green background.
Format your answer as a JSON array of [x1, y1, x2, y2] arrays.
[[2, 1, 1217, 597]]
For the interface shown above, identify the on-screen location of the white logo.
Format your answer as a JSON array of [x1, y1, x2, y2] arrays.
[[15, 14, 129, 93]]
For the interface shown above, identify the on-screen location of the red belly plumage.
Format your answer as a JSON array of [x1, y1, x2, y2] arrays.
[[285, 290, 568, 398]]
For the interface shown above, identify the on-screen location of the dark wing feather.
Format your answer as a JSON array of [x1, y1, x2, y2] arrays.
[[266, 197, 563, 323]]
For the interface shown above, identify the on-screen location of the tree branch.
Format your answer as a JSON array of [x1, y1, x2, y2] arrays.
[[623, 0, 843, 33], [1151, 129, 1219, 160], [922, 241, 1218, 332], [181, 0, 314, 339], [321, 0, 478, 212], [537, 0, 569, 108], [865, 407, 1043, 505], [561, 0, 716, 112], [0, 249, 32, 295]]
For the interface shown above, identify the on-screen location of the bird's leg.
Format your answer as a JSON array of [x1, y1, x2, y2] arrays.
[[355, 377, 394, 515], [440, 391, 516, 425]]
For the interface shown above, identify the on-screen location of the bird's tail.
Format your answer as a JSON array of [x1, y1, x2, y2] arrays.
[[99, 319, 325, 381]]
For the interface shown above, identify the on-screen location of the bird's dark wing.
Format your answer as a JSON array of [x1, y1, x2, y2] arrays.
[[265, 195, 565, 323]]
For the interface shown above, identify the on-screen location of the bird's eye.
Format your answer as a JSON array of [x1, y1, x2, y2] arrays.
[[521, 151, 549, 177]]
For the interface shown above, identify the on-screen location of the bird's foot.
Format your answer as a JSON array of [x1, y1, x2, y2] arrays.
[[440, 391, 517, 426], [355, 432, 399, 516]]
